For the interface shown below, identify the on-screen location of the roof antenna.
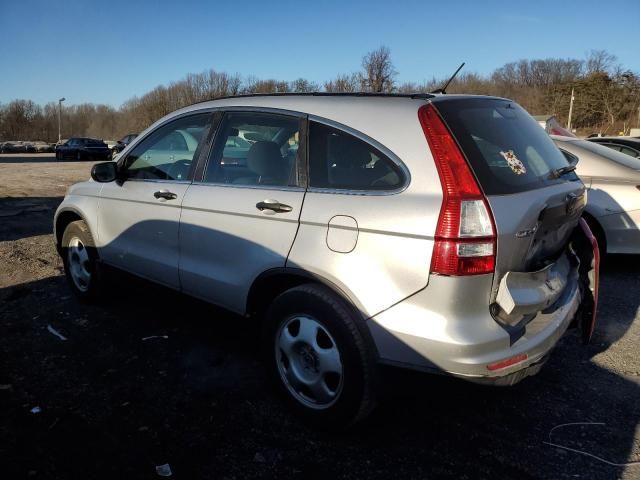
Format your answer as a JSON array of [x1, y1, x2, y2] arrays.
[[431, 62, 465, 94]]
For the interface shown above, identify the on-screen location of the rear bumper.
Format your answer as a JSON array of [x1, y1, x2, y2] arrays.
[[367, 257, 583, 382]]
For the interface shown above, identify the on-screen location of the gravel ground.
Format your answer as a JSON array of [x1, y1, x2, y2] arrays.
[[1, 154, 639, 479]]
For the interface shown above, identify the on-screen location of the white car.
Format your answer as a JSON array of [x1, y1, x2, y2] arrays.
[[553, 135, 640, 254]]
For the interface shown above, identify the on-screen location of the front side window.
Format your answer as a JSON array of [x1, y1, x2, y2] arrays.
[[123, 113, 210, 181], [204, 112, 300, 186], [308, 122, 404, 190]]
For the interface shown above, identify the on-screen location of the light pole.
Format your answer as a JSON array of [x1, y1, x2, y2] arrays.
[[566, 88, 575, 132], [58, 97, 65, 143]]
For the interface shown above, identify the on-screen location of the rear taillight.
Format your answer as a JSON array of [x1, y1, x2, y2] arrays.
[[418, 103, 496, 276]]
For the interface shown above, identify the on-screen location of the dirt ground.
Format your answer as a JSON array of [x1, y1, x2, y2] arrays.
[[1, 154, 639, 479]]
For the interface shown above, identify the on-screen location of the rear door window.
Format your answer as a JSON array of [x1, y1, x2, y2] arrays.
[[434, 98, 577, 195], [308, 122, 404, 191], [203, 112, 301, 187]]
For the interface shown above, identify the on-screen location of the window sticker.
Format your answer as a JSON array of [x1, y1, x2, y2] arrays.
[[500, 150, 527, 175]]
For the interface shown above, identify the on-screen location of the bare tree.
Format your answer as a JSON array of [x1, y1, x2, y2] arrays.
[[361, 46, 396, 93], [290, 78, 320, 93], [585, 50, 618, 75], [324, 73, 360, 93]]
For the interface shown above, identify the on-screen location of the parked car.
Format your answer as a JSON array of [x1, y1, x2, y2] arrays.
[[112, 133, 138, 154], [586, 136, 640, 159], [103, 140, 119, 154], [55, 137, 112, 161], [31, 141, 55, 153], [54, 94, 598, 426], [552, 135, 640, 255], [0, 141, 29, 153], [533, 115, 576, 137]]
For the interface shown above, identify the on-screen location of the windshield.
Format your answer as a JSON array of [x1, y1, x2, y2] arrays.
[[434, 98, 576, 195]]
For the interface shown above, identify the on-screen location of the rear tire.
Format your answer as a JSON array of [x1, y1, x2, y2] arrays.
[[265, 283, 377, 428], [61, 220, 104, 302]]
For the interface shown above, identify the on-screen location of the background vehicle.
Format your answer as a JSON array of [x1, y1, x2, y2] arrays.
[[0, 141, 29, 153], [55, 137, 112, 161], [103, 140, 119, 155], [587, 136, 640, 158], [533, 115, 576, 137], [54, 94, 595, 426], [112, 133, 138, 154], [30, 140, 55, 153], [553, 135, 640, 254]]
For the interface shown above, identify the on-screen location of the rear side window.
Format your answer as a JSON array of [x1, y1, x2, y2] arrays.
[[309, 122, 404, 191], [434, 98, 575, 195]]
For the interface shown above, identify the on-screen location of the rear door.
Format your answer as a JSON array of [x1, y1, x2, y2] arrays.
[[179, 110, 305, 313], [432, 97, 587, 297], [98, 112, 212, 289]]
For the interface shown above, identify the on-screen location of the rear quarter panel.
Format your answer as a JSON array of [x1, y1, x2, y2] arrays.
[[287, 103, 442, 318]]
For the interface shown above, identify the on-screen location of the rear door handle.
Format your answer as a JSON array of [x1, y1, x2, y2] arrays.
[[256, 200, 293, 213], [154, 190, 178, 200]]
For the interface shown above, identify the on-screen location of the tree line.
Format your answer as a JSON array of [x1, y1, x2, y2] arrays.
[[1, 47, 638, 143]]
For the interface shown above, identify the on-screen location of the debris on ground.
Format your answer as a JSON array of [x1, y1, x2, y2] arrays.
[[142, 335, 168, 341], [155, 464, 172, 477], [543, 422, 640, 467], [46, 325, 67, 341], [30, 406, 41, 414]]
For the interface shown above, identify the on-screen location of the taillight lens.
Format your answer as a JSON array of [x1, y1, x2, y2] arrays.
[[418, 103, 496, 276]]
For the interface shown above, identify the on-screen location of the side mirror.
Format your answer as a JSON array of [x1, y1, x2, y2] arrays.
[[91, 161, 118, 183]]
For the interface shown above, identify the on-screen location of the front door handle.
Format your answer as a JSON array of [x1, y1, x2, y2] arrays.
[[256, 200, 293, 213], [154, 190, 178, 200]]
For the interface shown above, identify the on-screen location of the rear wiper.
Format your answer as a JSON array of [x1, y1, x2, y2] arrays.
[[550, 164, 577, 179]]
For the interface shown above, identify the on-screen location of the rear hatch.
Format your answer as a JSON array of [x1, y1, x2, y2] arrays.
[[432, 97, 586, 326]]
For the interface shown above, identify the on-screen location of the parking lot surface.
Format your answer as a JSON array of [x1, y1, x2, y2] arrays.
[[1, 154, 639, 479]]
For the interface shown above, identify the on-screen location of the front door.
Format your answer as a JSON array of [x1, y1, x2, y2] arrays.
[[98, 113, 211, 289], [179, 110, 305, 313]]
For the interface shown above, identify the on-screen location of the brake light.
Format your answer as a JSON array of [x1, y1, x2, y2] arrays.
[[418, 103, 496, 276]]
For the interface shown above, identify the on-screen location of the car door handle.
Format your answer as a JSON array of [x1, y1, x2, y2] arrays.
[[154, 190, 178, 200], [256, 200, 293, 213]]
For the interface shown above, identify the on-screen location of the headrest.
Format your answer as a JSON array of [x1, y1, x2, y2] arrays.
[[246, 141, 285, 177]]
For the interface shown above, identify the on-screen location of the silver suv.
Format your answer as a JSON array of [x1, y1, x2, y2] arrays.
[[54, 93, 598, 426]]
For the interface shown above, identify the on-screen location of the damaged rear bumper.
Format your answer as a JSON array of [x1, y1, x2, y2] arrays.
[[367, 220, 599, 383]]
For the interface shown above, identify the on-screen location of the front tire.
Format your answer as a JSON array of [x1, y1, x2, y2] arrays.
[[265, 284, 377, 427], [61, 220, 103, 301]]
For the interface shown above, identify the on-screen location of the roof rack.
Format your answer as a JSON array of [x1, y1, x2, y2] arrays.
[[191, 91, 435, 105]]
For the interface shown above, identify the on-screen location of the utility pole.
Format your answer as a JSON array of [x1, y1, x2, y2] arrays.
[[567, 88, 575, 132], [58, 97, 65, 143]]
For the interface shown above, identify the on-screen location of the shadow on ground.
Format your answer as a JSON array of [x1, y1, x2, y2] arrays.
[[0, 197, 61, 242], [0, 254, 638, 479]]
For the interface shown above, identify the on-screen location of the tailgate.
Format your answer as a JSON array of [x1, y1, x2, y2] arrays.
[[433, 97, 587, 324]]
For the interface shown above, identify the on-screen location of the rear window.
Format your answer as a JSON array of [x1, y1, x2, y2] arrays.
[[434, 98, 576, 195]]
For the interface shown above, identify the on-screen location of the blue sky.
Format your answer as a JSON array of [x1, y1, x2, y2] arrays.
[[1, 0, 638, 107]]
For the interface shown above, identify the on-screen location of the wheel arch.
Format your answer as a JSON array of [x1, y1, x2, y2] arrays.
[[246, 268, 365, 319], [54, 208, 86, 253], [248, 268, 379, 355]]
